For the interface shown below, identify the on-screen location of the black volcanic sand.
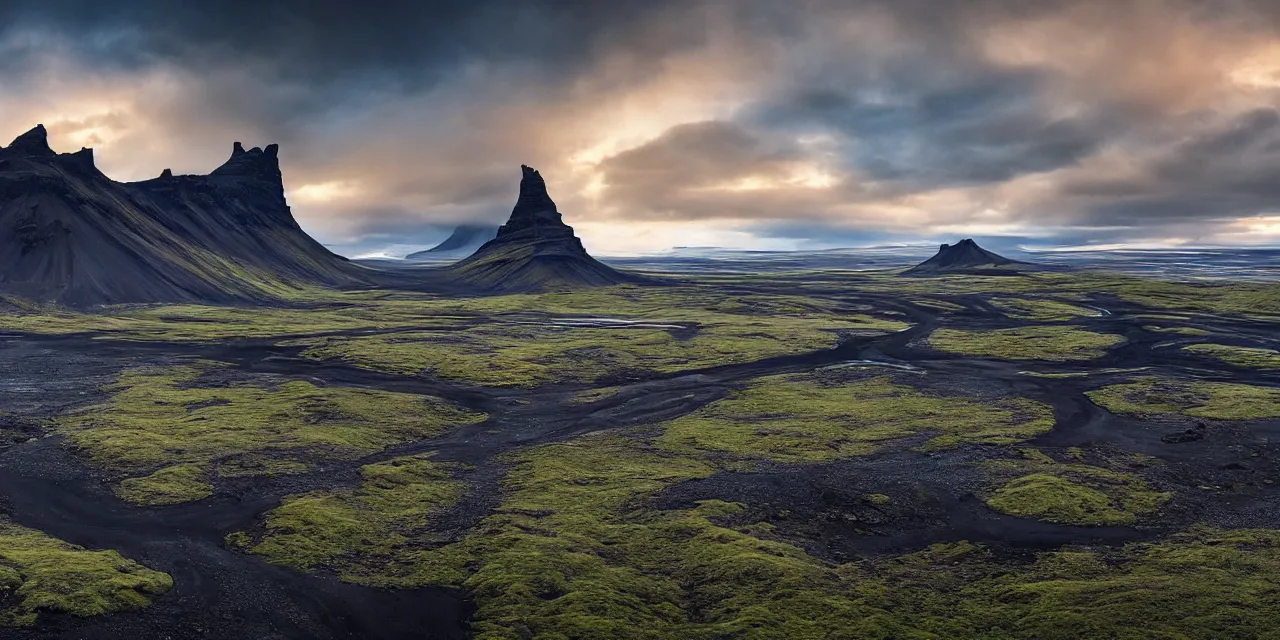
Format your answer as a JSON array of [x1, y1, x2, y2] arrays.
[[2, 286, 1280, 638]]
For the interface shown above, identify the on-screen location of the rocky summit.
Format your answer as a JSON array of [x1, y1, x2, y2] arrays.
[[903, 238, 1030, 275], [448, 165, 644, 290], [0, 125, 368, 306]]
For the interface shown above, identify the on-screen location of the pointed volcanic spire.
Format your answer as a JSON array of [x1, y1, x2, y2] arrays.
[[448, 164, 642, 291], [496, 165, 567, 237], [5, 124, 55, 157]]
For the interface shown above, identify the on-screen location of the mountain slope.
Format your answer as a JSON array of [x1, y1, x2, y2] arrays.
[[0, 125, 369, 306], [903, 238, 1031, 275], [406, 225, 499, 260], [448, 165, 644, 291]]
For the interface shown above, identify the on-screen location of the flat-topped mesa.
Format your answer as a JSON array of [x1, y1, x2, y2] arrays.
[[496, 164, 570, 237]]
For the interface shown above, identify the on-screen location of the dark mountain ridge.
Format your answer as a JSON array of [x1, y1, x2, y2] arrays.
[[0, 125, 369, 306], [448, 165, 645, 291]]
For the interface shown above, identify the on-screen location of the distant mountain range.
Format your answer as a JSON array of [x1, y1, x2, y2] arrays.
[[4, 120, 1067, 306], [0, 125, 655, 305], [0, 125, 368, 306], [405, 225, 498, 260]]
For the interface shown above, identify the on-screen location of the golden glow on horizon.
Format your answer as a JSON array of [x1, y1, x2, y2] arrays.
[[291, 180, 364, 203], [1230, 47, 1280, 88], [697, 164, 839, 193]]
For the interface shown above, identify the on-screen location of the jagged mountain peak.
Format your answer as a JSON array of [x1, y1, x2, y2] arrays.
[[212, 140, 282, 181], [502, 164, 564, 233], [3, 124, 55, 158], [449, 165, 643, 291], [0, 126, 365, 306]]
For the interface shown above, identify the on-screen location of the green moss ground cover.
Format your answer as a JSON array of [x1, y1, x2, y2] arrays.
[[982, 449, 1170, 526], [236, 453, 468, 585], [1184, 343, 1280, 369], [864, 527, 1280, 640], [288, 309, 905, 387], [0, 285, 904, 345], [1088, 377, 1280, 420], [57, 362, 485, 505], [242, 429, 1280, 639], [0, 519, 172, 627], [1145, 325, 1211, 336], [930, 326, 1125, 361], [859, 270, 1280, 318], [659, 374, 1055, 461], [989, 298, 1100, 321]]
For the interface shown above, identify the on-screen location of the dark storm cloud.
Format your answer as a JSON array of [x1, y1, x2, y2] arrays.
[[1053, 109, 1280, 227], [0, 0, 710, 88], [6, 0, 1280, 251], [749, 69, 1113, 186]]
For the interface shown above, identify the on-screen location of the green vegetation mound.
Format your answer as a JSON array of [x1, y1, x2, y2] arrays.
[[930, 326, 1124, 361], [1184, 343, 1280, 369], [0, 519, 172, 627], [983, 449, 1170, 526], [660, 374, 1055, 461], [58, 362, 485, 505], [1088, 377, 1280, 420], [234, 453, 467, 585]]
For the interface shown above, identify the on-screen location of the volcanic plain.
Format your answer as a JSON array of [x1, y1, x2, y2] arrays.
[[2, 268, 1280, 639]]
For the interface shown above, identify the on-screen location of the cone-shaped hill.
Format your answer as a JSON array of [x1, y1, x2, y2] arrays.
[[448, 165, 644, 291], [406, 224, 499, 260], [903, 238, 1034, 275], [0, 125, 369, 306]]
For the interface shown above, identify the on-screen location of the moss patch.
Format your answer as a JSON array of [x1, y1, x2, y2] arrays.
[[245, 429, 1280, 639], [58, 362, 484, 504], [1145, 325, 1211, 336], [240, 453, 467, 586], [930, 326, 1124, 361], [990, 297, 1100, 321], [1184, 343, 1280, 369], [865, 527, 1280, 639], [290, 311, 903, 387], [1088, 377, 1280, 420], [659, 374, 1055, 462], [0, 519, 172, 626], [114, 463, 212, 506], [983, 457, 1169, 528]]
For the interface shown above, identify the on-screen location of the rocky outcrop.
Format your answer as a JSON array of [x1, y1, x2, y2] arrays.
[[3, 124, 56, 158], [405, 224, 499, 259], [903, 238, 1030, 275], [0, 125, 368, 306], [449, 165, 643, 291]]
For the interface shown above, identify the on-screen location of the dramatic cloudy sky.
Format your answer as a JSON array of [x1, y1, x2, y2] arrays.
[[3, 0, 1280, 256]]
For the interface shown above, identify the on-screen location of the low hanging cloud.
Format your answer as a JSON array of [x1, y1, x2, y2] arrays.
[[3, 0, 1280, 254]]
